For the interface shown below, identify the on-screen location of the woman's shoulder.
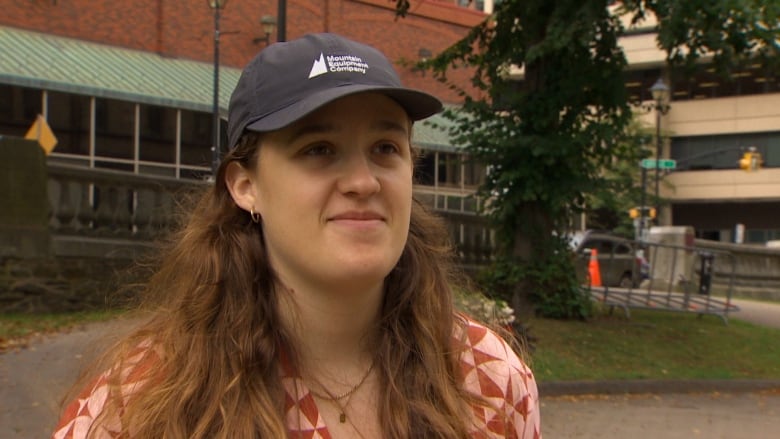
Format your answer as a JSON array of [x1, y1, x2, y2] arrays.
[[456, 317, 537, 394], [458, 318, 526, 364], [456, 317, 542, 438], [52, 340, 160, 439]]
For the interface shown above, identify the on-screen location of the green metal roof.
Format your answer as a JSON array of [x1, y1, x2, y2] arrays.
[[0, 25, 457, 150], [0, 26, 240, 114], [414, 108, 462, 152]]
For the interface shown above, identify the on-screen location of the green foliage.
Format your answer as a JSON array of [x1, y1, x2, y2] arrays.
[[623, 0, 780, 78], [393, 0, 780, 319], [427, 0, 636, 319], [524, 246, 593, 320], [477, 236, 592, 320], [585, 118, 655, 235], [475, 258, 521, 306], [432, 0, 634, 239]]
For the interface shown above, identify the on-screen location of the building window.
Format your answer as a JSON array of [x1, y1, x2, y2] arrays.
[[139, 104, 176, 164], [0, 85, 42, 138], [672, 131, 780, 170], [624, 69, 665, 103], [180, 109, 213, 180], [415, 149, 484, 188], [745, 229, 780, 244], [463, 156, 485, 186], [48, 91, 90, 156], [670, 63, 778, 100], [415, 149, 436, 186], [626, 63, 777, 104], [94, 97, 134, 170], [438, 152, 461, 187]]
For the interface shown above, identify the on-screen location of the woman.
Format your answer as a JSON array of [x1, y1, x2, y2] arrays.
[[53, 33, 541, 439]]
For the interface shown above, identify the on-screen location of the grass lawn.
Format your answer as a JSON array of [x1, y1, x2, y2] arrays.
[[0, 309, 122, 352], [2, 306, 779, 383], [529, 305, 780, 381]]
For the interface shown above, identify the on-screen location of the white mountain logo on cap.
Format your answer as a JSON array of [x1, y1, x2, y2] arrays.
[[308, 53, 370, 79], [308, 53, 328, 78]]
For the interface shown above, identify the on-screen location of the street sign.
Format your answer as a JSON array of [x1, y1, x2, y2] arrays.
[[640, 158, 676, 169]]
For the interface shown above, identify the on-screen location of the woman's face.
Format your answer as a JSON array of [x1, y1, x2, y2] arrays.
[[228, 92, 414, 292]]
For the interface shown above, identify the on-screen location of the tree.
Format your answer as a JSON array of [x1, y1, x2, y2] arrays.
[[394, 0, 780, 319]]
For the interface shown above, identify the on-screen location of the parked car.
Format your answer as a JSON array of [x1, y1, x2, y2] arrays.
[[567, 230, 648, 288]]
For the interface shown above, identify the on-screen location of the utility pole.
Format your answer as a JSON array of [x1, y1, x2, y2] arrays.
[[649, 77, 670, 223], [208, 0, 228, 177]]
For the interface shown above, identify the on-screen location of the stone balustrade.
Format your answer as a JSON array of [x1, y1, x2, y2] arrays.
[[46, 163, 208, 259], [437, 210, 496, 272]]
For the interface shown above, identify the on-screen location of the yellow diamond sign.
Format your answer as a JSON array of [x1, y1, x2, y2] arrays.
[[24, 114, 58, 155]]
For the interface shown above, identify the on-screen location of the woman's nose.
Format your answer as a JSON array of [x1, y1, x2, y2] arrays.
[[337, 154, 381, 197]]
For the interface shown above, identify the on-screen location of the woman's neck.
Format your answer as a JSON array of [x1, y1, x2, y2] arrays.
[[274, 278, 386, 438], [276, 278, 383, 371]]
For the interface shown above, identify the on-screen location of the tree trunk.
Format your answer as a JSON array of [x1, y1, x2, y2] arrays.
[[509, 201, 553, 321]]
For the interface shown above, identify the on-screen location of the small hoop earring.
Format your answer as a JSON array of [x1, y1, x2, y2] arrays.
[[250, 208, 261, 223]]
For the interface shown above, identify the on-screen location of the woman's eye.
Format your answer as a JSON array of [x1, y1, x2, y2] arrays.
[[302, 144, 333, 156], [374, 142, 400, 155]]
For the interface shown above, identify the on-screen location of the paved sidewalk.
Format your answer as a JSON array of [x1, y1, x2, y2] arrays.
[[730, 298, 780, 329], [0, 319, 132, 438], [541, 390, 780, 438]]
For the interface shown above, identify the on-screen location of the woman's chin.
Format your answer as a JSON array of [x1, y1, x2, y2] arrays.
[[318, 258, 396, 288]]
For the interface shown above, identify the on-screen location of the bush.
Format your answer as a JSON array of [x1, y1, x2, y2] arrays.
[[476, 240, 592, 320]]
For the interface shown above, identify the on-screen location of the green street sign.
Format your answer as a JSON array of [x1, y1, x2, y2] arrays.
[[640, 158, 677, 169]]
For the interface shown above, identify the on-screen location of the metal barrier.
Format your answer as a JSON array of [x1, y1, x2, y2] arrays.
[[587, 239, 740, 324]]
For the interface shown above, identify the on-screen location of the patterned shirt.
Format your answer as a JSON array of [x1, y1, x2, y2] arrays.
[[52, 319, 541, 438]]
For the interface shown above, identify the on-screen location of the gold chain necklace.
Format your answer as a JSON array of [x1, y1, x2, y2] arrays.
[[307, 360, 375, 423], [316, 391, 369, 439]]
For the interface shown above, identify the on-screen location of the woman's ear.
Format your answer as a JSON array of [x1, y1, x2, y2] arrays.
[[224, 161, 258, 213]]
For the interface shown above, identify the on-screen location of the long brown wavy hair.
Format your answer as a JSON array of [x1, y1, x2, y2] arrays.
[[70, 130, 486, 438]]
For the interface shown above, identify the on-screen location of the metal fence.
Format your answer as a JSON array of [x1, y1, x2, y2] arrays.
[[587, 239, 740, 324]]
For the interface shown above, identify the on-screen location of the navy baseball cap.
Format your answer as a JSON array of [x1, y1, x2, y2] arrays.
[[227, 33, 443, 149]]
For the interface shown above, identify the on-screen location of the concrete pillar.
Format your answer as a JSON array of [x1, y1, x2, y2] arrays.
[[0, 136, 50, 258]]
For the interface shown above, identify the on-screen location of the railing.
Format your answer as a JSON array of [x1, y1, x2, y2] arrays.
[[437, 210, 495, 272], [695, 239, 780, 297], [46, 163, 208, 258], [588, 240, 740, 324], [45, 164, 497, 265]]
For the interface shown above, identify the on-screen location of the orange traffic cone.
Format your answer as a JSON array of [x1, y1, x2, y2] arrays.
[[588, 248, 602, 287]]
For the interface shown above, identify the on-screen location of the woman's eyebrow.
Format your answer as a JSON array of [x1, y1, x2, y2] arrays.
[[371, 119, 410, 136], [284, 123, 336, 144], [285, 119, 409, 144]]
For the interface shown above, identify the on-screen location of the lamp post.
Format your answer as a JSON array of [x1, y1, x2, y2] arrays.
[[208, 0, 228, 177], [649, 77, 670, 223], [253, 15, 277, 45], [277, 0, 286, 42]]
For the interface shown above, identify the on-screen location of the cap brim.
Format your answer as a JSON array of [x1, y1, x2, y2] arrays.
[[244, 84, 442, 133]]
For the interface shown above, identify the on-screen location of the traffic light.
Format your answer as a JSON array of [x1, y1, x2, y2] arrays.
[[739, 147, 763, 172], [629, 206, 656, 219]]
